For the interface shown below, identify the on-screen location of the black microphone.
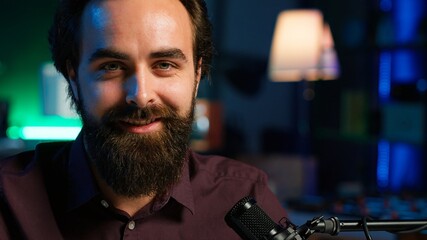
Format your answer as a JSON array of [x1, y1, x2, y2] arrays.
[[226, 196, 427, 240], [225, 196, 299, 240]]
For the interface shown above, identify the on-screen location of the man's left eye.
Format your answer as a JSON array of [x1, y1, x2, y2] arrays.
[[156, 62, 173, 70]]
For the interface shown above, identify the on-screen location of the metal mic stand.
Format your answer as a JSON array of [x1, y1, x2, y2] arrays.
[[283, 216, 427, 240]]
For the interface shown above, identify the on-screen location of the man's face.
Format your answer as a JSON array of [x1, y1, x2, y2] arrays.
[[68, 0, 201, 197], [72, 0, 199, 126]]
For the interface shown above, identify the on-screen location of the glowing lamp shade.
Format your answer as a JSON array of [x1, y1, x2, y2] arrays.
[[269, 10, 340, 82]]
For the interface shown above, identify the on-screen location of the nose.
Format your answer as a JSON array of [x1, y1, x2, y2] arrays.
[[125, 72, 155, 108]]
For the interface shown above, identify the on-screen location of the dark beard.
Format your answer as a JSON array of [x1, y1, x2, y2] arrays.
[[81, 102, 194, 198]]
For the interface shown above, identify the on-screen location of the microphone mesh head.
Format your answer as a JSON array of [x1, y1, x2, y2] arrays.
[[225, 196, 278, 240]]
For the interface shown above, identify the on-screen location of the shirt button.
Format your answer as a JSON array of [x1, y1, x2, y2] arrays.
[[128, 221, 136, 230], [100, 200, 109, 208]]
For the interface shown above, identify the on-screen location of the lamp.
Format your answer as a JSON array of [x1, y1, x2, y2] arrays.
[[268, 9, 340, 82], [268, 9, 340, 156]]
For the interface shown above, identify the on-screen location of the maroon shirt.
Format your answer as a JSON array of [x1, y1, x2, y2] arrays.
[[0, 134, 286, 239]]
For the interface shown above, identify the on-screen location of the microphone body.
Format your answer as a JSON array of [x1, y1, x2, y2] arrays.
[[225, 196, 299, 240]]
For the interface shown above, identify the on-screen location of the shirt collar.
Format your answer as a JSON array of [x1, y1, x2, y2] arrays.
[[67, 132, 99, 211], [66, 131, 195, 214]]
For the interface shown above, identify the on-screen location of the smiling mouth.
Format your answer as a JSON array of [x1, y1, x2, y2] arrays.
[[117, 117, 162, 134], [120, 117, 159, 126]]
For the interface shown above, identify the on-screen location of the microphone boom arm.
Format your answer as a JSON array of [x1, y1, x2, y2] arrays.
[[294, 216, 427, 239]]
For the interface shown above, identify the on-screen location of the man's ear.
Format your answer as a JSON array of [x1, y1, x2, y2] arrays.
[[194, 58, 203, 98], [66, 60, 79, 101]]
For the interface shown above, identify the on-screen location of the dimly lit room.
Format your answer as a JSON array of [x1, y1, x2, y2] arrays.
[[1, 0, 426, 239]]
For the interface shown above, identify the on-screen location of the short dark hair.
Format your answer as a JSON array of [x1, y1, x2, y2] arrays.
[[48, 0, 214, 107]]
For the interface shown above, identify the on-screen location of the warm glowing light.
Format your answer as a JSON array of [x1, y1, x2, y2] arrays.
[[269, 9, 340, 82]]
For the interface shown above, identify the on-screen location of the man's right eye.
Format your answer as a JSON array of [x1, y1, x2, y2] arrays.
[[94, 62, 128, 81], [101, 62, 123, 71]]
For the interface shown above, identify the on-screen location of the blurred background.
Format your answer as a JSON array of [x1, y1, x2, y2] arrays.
[[1, 0, 426, 239]]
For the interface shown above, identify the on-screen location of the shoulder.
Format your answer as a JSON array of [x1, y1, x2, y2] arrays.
[[187, 151, 287, 222], [0, 150, 36, 174], [0, 141, 71, 175], [0, 142, 70, 239], [189, 151, 268, 184]]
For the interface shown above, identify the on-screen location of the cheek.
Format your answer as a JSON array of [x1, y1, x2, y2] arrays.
[[79, 81, 124, 117], [161, 79, 197, 114]]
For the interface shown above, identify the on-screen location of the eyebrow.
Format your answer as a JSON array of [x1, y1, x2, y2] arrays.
[[88, 47, 189, 63], [150, 48, 188, 62], [89, 48, 130, 63]]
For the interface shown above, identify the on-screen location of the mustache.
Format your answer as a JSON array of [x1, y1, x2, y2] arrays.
[[101, 104, 178, 123]]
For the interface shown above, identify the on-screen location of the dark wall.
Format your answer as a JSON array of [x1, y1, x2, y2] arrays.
[[0, 0, 59, 126], [205, 0, 427, 196]]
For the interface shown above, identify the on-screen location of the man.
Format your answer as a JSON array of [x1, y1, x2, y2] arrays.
[[0, 0, 286, 239]]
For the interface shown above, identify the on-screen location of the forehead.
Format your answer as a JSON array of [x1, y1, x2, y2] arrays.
[[84, 1, 110, 30], [80, 0, 194, 55], [84, 0, 189, 25]]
